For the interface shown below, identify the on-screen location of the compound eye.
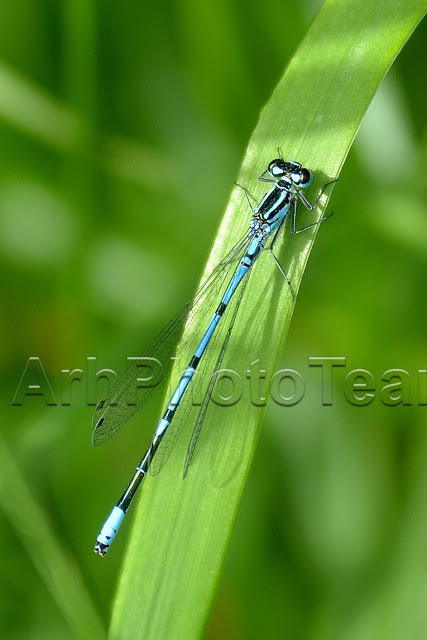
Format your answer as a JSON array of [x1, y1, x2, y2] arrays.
[[300, 168, 313, 186], [268, 159, 285, 177]]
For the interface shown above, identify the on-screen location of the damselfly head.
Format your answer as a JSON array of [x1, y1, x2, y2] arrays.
[[268, 159, 313, 188]]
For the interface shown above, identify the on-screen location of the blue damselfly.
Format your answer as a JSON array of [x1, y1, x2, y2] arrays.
[[93, 157, 335, 555]]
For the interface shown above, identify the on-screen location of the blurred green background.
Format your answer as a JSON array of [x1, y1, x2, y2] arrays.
[[0, 1, 426, 638]]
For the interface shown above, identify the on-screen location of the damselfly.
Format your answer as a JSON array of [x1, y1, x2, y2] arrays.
[[93, 157, 335, 555]]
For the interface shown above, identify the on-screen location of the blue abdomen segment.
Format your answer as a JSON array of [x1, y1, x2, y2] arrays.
[[149, 242, 263, 451], [194, 258, 252, 359], [167, 367, 197, 411]]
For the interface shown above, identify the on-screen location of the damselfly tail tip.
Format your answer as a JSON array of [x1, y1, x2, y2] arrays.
[[94, 505, 125, 557], [94, 541, 109, 556]]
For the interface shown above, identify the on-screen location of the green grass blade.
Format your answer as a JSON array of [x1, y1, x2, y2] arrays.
[[110, 1, 426, 638], [0, 430, 106, 640]]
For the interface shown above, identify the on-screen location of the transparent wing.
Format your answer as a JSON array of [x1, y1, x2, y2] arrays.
[[149, 261, 253, 476], [183, 269, 251, 477], [92, 232, 250, 446]]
